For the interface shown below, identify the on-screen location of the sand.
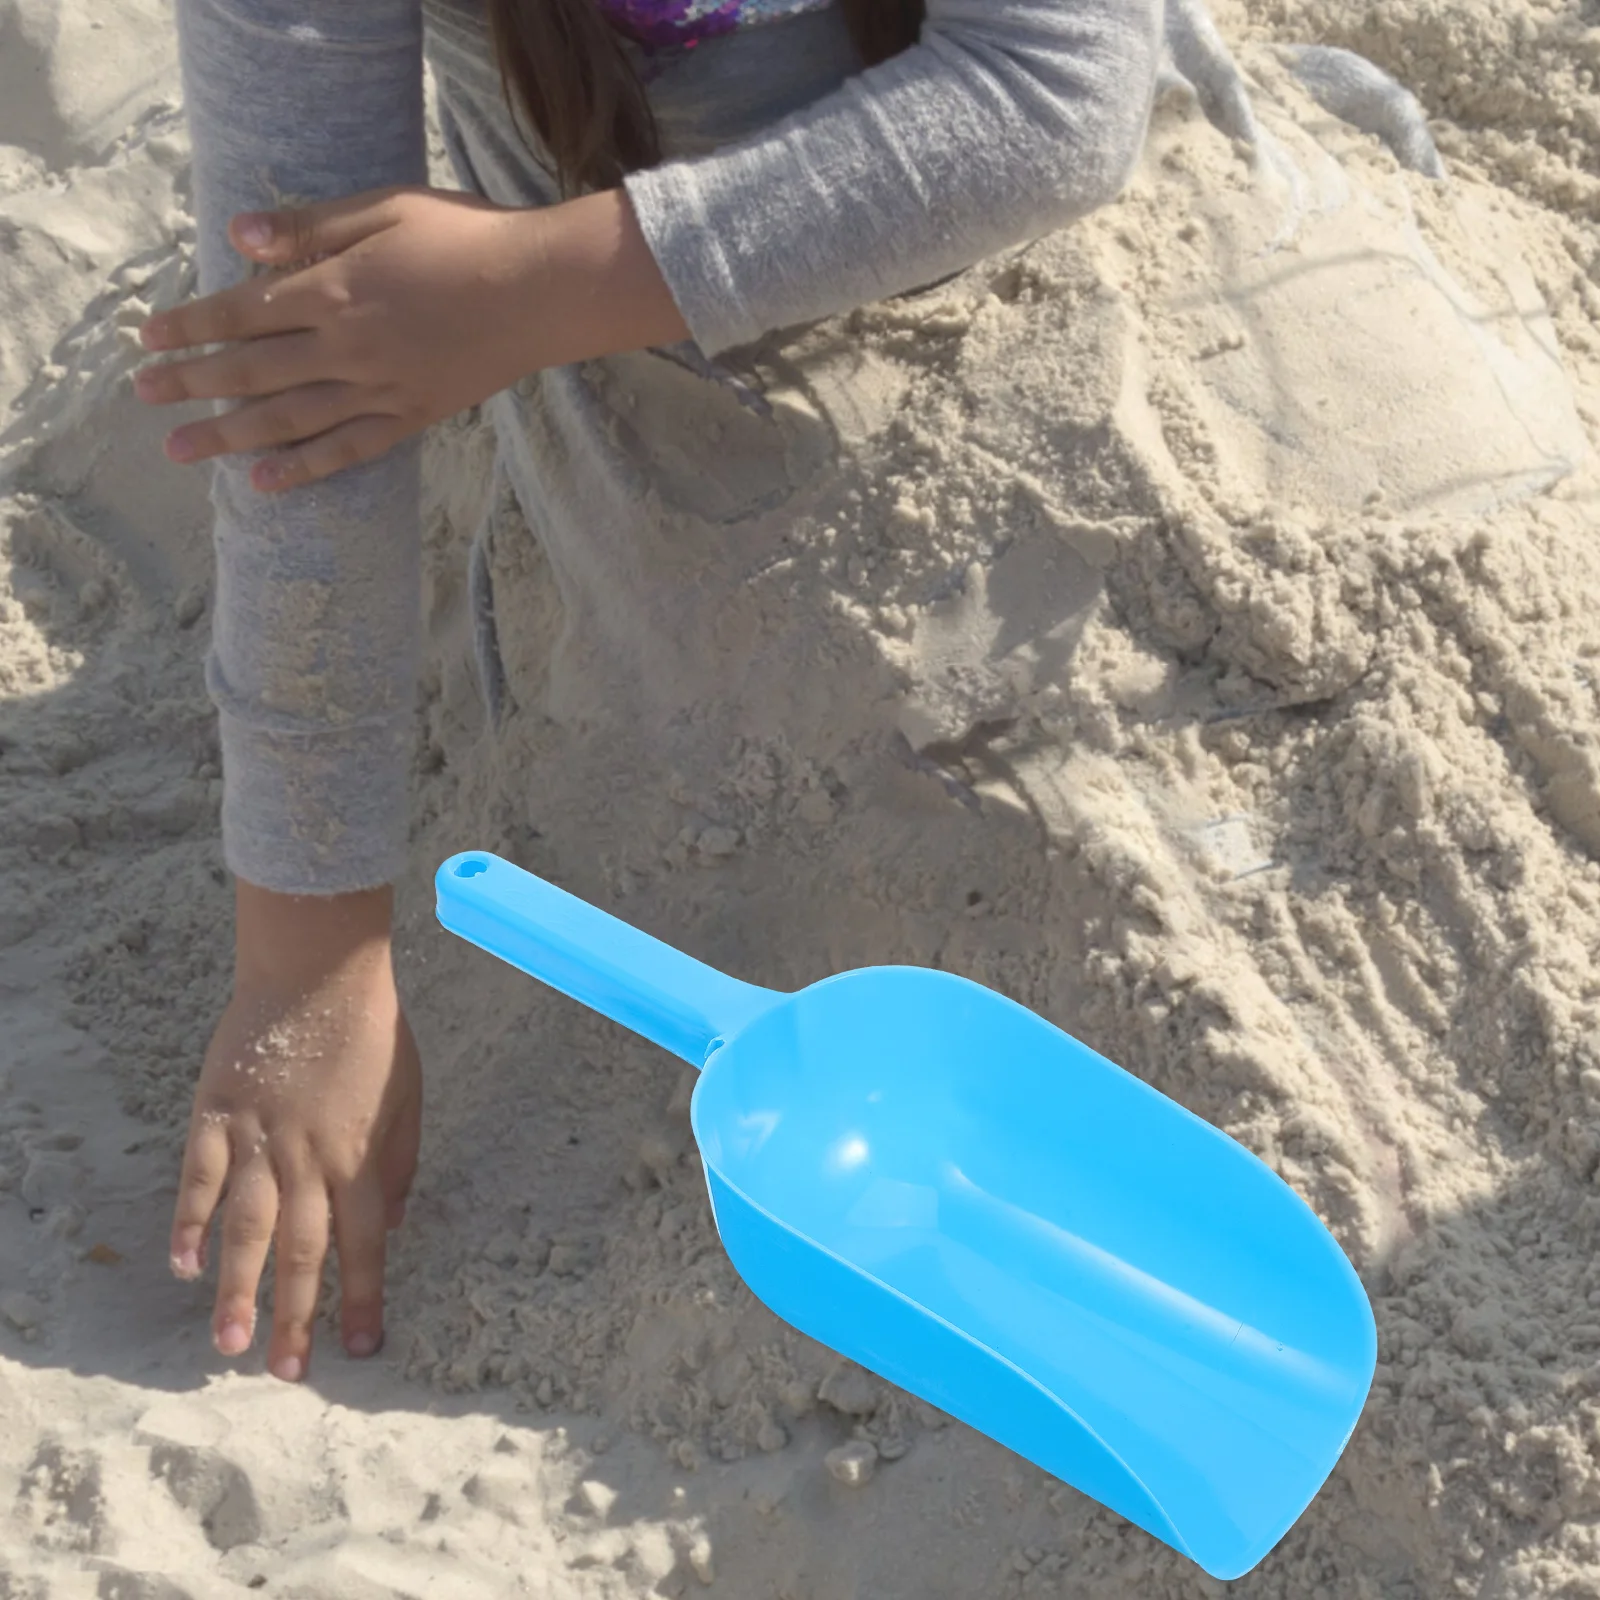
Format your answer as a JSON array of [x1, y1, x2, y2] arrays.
[[4, 0, 1600, 1592]]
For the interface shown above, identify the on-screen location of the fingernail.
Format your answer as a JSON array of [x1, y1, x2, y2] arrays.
[[238, 217, 274, 249], [170, 1248, 200, 1279], [346, 1331, 379, 1358], [216, 1318, 251, 1356], [272, 1354, 303, 1383], [166, 433, 197, 463]]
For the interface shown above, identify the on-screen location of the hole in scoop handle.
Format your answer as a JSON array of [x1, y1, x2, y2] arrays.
[[434, 851, 783, 1068]]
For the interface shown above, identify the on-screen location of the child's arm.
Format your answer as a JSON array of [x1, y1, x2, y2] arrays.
[[622, 0, 1165, 359], [167, 0, 428, 1380]]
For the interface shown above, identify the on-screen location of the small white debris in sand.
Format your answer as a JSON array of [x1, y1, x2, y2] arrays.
[[577, 1480, 616, 1519], [825, 1440, 878, 1487], [686, 1528, 714, 1584]]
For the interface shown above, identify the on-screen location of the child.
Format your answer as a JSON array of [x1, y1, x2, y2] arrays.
[[136, 0, 1163, 1384]]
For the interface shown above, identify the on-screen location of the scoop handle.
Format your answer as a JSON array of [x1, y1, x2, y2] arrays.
[[434, 851, 783, 1068]]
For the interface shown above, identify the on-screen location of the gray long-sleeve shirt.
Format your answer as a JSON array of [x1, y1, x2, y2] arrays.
[[174, 0, 1162, 894]]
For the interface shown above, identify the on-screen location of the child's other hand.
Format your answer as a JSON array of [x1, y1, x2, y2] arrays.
[[170, 882, 422, 1383], [131, 184, 553, 496]]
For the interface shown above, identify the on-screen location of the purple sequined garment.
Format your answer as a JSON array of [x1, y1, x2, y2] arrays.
[[595, 0, 834, 54]]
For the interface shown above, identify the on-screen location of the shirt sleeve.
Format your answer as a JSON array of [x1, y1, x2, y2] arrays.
[[622, 0, 1165, 358], [174, 0, 428, 894]]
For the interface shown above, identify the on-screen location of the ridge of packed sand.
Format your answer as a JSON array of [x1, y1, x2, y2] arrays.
[[4, 0, 1600, 1594]]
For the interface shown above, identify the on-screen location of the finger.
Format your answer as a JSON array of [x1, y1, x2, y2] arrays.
[[231, 189, 405, 269], [253, 413, 411, 495], [138, 247, 335, 354], [212, 1152, 279, 1358], [331, 1176, 389, 1359], [160, 380, 364, 470], [170, 1111, 231, 1280], [267, 1180, 332, 1383], [135, 328, 323, 408], [139, 281, 283, 354]]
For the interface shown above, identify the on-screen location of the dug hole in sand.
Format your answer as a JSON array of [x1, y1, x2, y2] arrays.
[[3, 0, 1600, 1593]]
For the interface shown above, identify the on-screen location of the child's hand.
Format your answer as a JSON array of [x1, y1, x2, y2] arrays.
[[131, 184, 555, 496], [170, 883, 422, 1382]]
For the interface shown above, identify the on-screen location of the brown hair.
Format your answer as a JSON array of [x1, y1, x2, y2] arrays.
[[485, 0, 926, 199]]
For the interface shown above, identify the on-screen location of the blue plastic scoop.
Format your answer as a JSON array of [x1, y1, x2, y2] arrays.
[[435, 850, 1376, 1579]]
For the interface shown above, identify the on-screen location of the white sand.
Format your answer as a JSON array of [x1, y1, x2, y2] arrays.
[[4, 0, 1600, 1592]]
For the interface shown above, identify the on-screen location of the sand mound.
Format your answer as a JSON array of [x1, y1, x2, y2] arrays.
[[5, 0, 1600, 1594]]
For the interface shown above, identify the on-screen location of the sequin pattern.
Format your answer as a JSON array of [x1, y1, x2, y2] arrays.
[[595, 0, 835, 53]]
